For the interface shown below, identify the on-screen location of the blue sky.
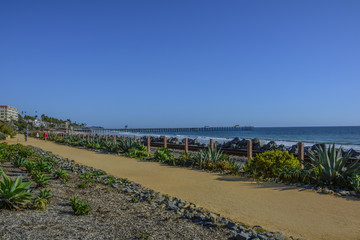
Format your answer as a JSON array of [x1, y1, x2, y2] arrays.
[[1, 0, 359, 128]]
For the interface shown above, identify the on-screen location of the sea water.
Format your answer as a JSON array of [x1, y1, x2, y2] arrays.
[[95, 126, 360, 151]]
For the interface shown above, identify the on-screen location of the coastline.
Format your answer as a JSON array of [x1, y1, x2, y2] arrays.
[[91, 130, 360, 157], [5, 135, 360, 240]]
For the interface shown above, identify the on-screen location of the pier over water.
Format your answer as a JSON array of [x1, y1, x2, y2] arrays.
[[96, 125, 254, 134]]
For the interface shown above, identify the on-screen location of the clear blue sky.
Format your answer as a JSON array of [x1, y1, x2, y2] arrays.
[[1, 0, 359, 128]]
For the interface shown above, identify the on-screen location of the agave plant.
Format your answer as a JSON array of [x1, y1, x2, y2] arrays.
[[38, 189, 52, 200], [308, 144, 359, 185], [31, 171, 50, 187], [0, 173, 34, 209], [69, 196, 90, 215], [25, 161, 37, 173], [34, 189, 52, 210], [104, 141, 120, 152], [118, 138, 141, 153], [13, 157, 29, 168], [196, 148, 228, 163], [54, 169, 68, 180], [154, 147, 174, 163]]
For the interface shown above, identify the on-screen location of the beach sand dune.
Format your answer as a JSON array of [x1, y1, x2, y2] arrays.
[[6, 135, 360, 240]]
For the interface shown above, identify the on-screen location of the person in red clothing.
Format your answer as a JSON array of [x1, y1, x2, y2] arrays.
[[44, 132, 48, 141]]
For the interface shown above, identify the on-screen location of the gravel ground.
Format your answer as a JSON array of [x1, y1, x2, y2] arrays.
[[0, 161, 229, 240]]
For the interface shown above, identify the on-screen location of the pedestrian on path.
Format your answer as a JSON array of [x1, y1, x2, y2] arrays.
[[24, 130, 28, 142]]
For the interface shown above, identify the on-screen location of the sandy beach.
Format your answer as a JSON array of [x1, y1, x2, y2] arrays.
[[6, 135, 360, 240]]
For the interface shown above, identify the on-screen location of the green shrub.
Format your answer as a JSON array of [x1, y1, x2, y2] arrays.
[[131, 196, 139, 203], [103, 141, 120, 152], [244, 150, 300, 177], [125, 145, 151, 159], [69, 196, 90, 215], [18, 147, 34, 158], [177, 152, 194, 166], [78, 181, 88, 188], [54, 170, 68, 183], [154, 147, 174, 163], [38, 189, 52, 201], [13, 157, 29, 168], [34, 197, 47, 210], [349, 173, 360, 192], [25, 161, 37, 173], [0, 122, 16, 138], [31, 171, 50, 187], [118, 138, 141, 153], [34, 189, 52, 210], [194, 148, 228, 168], [0, 173, 34, 209]]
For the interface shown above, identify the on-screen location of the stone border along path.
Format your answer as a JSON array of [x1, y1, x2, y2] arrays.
[[6, 135, 360, 240]]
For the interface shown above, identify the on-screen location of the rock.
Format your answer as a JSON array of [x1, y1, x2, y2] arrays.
[[339, 191, 350, 196], [289, 144, 298, 154], [322, 187, 333, 194], [278, 144, 287, 151], [256, 234, 267, 240], [218, 217, 227, 224], [177, 202, 186, 209], [236, 232, 251, 240], [226, 221, 237, 230], [167, 201, 178, 211], [252, 138, 260, 145], [208, 213, 217, 222], [231, 144, 238, 149], [227, 230, 237, 239], [124, 188, 133, 193], [311, 143, 326, 152], [263, 141, 278, 151]]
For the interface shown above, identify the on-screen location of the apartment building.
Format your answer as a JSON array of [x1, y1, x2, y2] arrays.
[[0, 105, 18, 121]]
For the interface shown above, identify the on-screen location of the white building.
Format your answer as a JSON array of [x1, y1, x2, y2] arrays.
[[0, 105, 18, 122]]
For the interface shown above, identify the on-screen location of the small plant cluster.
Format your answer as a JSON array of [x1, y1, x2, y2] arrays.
[[153, 147, 241, 173], [0, 173, 33, 209], [46, 135, 241, 173], [69, 196, 90, 215], [78, 169, 129, 189], [48, 135, 146, 154], [244, 146, 360, 192], [0, 143, 62, 211], [34, 189, 52, 210]]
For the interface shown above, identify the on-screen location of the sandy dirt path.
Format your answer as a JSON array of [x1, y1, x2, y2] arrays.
[[6, 135, 360, 240]]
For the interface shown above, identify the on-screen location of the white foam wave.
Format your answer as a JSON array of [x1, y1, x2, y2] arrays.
[[93, 130, 360, 152]]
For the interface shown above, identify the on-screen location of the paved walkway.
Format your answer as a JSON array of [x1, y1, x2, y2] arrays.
[[6, 135, 360, 240]]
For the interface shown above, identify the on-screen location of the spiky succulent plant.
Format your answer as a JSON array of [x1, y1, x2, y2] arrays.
[[308, 144, 359, 185]]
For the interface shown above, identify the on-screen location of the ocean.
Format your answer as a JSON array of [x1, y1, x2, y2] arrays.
[[95, 126, 360, 151]]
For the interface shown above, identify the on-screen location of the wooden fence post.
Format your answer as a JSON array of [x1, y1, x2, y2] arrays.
[[87, 134, 90, 140], [123, 136, 125, 141], [147, 136, 151, 153], [134, 136, 137, 141], [247, 140, 253, 163], [105, 135, 108, 141], [210, 139, 214, 150], [82, 134, 84, 139], [164, 136, 167, 148], [298, 142, 304, 169], [185, 138, 188, 153], [114, 135, 116, 142]]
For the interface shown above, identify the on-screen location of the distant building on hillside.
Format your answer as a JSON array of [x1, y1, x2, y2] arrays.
[[0, 105, 18, 122]]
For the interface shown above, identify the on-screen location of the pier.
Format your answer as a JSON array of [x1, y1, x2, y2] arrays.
[[94, 125, 254, 134]]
